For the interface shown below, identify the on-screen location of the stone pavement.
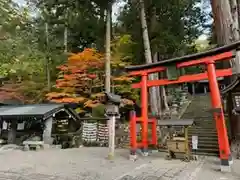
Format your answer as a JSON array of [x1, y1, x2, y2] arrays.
[[0, 147, 239, 180], [194, 156, 240, 180]]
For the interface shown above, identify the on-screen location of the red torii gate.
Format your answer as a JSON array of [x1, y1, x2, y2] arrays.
[[125, 41, 240, 169]]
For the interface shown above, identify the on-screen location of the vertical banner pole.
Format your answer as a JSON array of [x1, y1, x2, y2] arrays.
[[108, 116, 116, 159]]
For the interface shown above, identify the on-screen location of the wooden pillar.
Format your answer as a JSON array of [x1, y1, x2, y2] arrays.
[[42, 117, 53, 144], [7, 121, 17, 144], [130, 111, 137, 156]]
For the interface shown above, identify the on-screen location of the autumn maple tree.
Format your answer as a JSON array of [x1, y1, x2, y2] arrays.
[[46, 48, 104, 111], [46, 42, 137, 114]]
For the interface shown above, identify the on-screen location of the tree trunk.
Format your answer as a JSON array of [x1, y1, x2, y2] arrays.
[[212, 0, 240, 154], [105, 6, 111, 93], [149, 3, 169, 115], [211, 0, 232, 44], [237, 0, 240, 28], [230, 0, 239, 40], [150, 3, 162, 116], [153, 52, 162, 115], [64, 26, 68, 53], [98, 8, 106, 52], [139, 0, 159, 115], [64, 8, 68, 53], [211, 0, 240, 72], [161, 85, 169, 110], [45, 22, 51, 91], [229, 0, 240, 73], [211, 0, 223, 45]]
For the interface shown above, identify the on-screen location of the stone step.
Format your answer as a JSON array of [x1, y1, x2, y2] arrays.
[[188, 133, 218, 138], [194, 124, 215, 127], [194, 123, 215, 127], [194, 127, 216, 130], [188, 134, 218, 138], [189, 139, 218, 145], [188, 136, 218, 142], [188, 131, 217, 135], [188, 130, 217, 135], [193, 147, 219, 154], [192, 120, 214, 123], [189, 132, 230, 137], [193, 151, 219, 156], [189, 142, 219, 148], [189, 126, 216, 130]]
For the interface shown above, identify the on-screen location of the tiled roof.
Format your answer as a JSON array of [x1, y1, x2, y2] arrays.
[[0, 104, 64, 120]]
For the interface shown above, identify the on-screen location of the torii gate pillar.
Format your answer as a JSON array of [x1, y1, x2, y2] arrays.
[[207, 61, 232, 171]]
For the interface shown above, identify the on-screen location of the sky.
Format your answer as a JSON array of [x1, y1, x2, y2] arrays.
[[15, 0, 25, 5], [112, 1, 125, 22]]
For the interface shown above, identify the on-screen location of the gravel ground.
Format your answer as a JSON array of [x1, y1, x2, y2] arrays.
[[0, 147, 239, 180]]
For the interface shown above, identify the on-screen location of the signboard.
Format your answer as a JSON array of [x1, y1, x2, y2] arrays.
[[192, 135, 198, 150]]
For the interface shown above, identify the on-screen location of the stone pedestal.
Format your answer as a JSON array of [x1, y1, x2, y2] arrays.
[[204, 86, 207, 94], [171, 104, 178, 115], [192, 83, 195, 95], [179, 92, 188, 105]]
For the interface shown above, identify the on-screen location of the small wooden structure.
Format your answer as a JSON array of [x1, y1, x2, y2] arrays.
[[221, 77, 240, 158], [158, 119, 195, 161], [0, 104, 81, 150], [195, 77, 225, 94], [221, 77, 240, 140]]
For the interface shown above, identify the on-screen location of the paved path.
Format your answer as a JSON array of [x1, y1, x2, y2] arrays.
[[194, 157, 240, 180], [0, 147, 239, 180]]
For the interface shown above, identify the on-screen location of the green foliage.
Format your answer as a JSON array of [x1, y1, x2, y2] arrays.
[[0, 0, 209, 106], [117, 0, 208, 64], [28, 0, 109, 52], [92, 104, 105, 117], [0, 0, 65, 103]]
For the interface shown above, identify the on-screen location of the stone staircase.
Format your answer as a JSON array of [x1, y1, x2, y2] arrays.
[[181, 94, 227, 156]]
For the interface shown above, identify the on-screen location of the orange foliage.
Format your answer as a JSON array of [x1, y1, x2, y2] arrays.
[[46, 92, 73, 99], [47, 47, 137, 112], [112, 75, 134, 82], [121, 98, 134, 105], [90, 93, 105, 99], [84, 99, 101, 108], [51, 97, 85, 103], [47, 48, 104, 109], [0, 84, 26, 103], [67, 48, 104, 70]]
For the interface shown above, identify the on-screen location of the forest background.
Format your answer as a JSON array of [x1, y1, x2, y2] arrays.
[[0, 0, 222, 118]]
